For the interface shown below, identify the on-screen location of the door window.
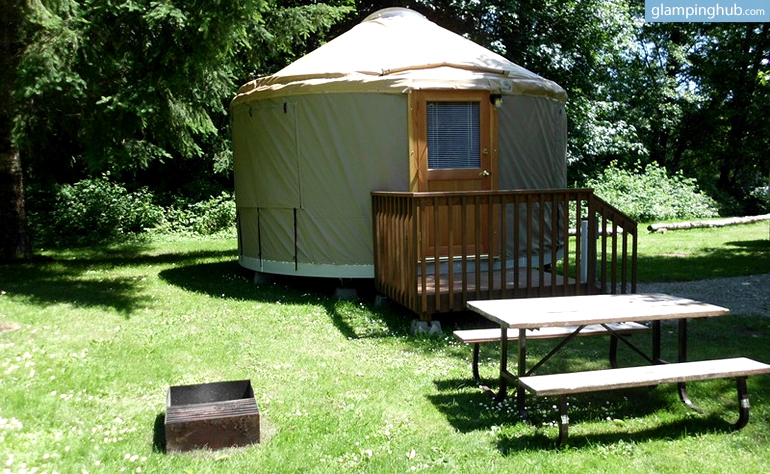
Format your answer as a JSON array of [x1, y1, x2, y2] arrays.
[[426, 102, 481, 169]]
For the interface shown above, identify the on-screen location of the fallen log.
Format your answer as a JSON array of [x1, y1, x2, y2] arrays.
[[647, 214, 770, 233]]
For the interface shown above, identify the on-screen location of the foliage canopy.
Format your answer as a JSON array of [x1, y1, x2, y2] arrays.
[[587, 161, 719, 222], [13, 0, 352, 179], [330, 1, 769, 213], [3, 0, 769, 252]]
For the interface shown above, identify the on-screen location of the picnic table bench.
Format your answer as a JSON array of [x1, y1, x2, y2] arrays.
[[519, 357, 770, 446], [464, 294, 770, 446], [453, 322, 649, 384]]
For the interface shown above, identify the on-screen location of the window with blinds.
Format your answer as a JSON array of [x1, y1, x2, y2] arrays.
[[426, 102, 481, 169]]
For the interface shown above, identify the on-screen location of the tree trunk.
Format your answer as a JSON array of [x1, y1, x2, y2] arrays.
[[0, 149, 31, 262], [716, 24, 768, 200], [0, 0, 32, 262], [647, 214, 770, 233]]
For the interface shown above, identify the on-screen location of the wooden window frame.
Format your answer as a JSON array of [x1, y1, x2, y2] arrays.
[[409, 90, 497, 190]]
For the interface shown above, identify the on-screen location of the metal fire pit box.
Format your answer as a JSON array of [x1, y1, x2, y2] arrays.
[[165, 379, 260, 452]]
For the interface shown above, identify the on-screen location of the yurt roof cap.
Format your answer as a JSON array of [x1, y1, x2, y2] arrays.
[[232, 7, 567, 105], [362, 6, 425, 21]]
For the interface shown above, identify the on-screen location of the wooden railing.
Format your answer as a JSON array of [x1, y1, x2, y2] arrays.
[[372, 189, 638, 319]]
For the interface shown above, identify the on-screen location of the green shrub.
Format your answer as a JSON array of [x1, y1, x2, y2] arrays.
[[184, 192, 236, 235], [191, 192, 235, 235], [749, 186, 770, 214], [29, 177, 236, 246], [586, 161, 719, 222], [157, 191, 236, 235], [42, 175, 163, 246]]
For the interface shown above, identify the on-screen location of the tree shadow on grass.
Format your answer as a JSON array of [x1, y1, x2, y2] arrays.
[[429, 378, 671, 431], [428, 378, 738, 452], [159, 261, 349, 307], [159, 260, 770, 389], [497, 415, 733, 452], [159, 262, 415, 338], [727, 239, 770, 250], [158, 255, 622, 347], [636, 238, 770, 282], [0, 248, 236, 317]]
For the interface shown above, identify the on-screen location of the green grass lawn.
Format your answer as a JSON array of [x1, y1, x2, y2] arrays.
[[1, 227, 769, 473], [636, 220, 770, 281]]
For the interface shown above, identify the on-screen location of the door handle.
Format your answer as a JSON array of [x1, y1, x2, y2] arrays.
[[479, 170, 490, 177]]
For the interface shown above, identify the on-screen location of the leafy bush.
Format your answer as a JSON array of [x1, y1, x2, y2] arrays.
[[159, 192, 236, 235], [586, 162, 720, 222], [29, 176, 236, 246], [41, 175, 164, 246], [749, 186, 770, 214], [190, 192, 236, 235]]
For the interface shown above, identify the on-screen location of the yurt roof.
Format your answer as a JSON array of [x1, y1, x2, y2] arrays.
[[232, 8, 567, 105]]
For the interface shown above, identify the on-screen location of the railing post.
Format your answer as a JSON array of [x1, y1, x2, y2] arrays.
[[580, 219, 589, 283], [372, 189, 636, 319], [586, 193, 599, 293]]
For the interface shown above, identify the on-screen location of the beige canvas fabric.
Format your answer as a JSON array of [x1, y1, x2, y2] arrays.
[[232, 8, 566, 104]]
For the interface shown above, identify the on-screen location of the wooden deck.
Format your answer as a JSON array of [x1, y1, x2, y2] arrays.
[[416, 267, 581, 315], [372, 189, 638, 319], [420, 267, 570, 295]]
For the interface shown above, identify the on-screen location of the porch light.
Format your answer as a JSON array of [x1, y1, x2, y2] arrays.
[[490, 94, 503, 108]]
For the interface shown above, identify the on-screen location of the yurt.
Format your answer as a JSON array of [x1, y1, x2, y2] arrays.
[[230, 7, 568, 279]]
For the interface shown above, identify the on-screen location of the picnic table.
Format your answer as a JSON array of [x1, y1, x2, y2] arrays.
[[466, 293, 770, 445]]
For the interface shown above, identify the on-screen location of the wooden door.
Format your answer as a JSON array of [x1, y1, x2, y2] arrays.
[[410, 90, 498, 258]]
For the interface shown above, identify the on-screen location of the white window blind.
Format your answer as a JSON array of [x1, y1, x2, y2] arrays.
[[427, 101, 481, 169]]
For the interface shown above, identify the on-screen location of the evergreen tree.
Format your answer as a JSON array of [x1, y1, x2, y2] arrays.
[[0, 0, 31, 262]]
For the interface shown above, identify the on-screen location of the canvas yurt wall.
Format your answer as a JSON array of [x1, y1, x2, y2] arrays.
[[232, 93, 409, 277], [230, 7, 568, 278]]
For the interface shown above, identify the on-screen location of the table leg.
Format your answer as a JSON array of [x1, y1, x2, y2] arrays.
[[517, 329, 527, 418], [677, 318, 703, 413], [652, 320, 661, 363], [556, 395, 570, 447], [735, 376, 750, 429], [495, 325, 508, 402]]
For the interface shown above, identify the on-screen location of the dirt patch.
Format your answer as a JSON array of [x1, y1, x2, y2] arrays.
[[659, 252, 691, 258], [0, 322, 20, 333]]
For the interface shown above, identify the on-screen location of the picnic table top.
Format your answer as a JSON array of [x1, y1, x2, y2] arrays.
[[467, 293, 730, 329]]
